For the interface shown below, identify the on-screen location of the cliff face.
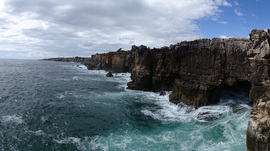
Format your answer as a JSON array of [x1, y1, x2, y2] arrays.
[[90, 29, 270, 150], [91, 51, 131, 73], [127, 30, 270, 107]]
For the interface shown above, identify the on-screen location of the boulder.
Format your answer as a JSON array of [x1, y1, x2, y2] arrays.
[[105, 72, 113, 77], [159, 91, 166, 96]]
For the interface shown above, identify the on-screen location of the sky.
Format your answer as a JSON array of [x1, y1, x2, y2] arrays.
[[0, 0, 269, 59]]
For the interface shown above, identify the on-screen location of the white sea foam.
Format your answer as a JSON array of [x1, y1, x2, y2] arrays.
[[88, 70, 107, 75], [139, 92, 196, 123], [54, 136, 109, 151], [54, 137, 81, 144], [2, 114, 25, 124], [77, 64, 88, 70], [193, 105, 231, 122], [33, 130, 47, 136], [56, 93, 65, 99], [40, 116, 48, 123], [88, 136, 109, 151], [26, 129, 51, 137], [54, 137, 87, 151], [68, 63, 88, 70], [114, 73, 131, 89], [72, 76, 79, 80], [139, 90, 249, 124]]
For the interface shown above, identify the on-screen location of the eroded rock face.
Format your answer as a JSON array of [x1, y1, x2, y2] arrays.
[[247, 99, 270, 151], [91, 51, 131, 73], [127, 30, 270, 107]]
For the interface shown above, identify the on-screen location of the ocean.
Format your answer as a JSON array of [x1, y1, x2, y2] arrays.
[[0, 59, 251, 151]]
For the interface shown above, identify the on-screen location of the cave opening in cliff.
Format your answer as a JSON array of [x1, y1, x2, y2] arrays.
[[219, 80, 252, 104]]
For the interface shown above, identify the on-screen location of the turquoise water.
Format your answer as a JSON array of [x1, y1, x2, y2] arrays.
[[0, 59, 251, 151]]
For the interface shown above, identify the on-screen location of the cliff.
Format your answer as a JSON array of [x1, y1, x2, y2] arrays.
[[89, 29, 270, 150], [127, 30, 270, 107], [91, 51, 131, 73]]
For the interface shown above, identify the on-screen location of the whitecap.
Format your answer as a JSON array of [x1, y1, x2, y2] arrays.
[[40, 116, 49, 123], [56, 93, 65, 99], [54, 137, 81, 144], [2, 114, 25, 124], [27, 129, 50, 137], [88, 136, 109, 151], [72, 76, 79, 80], [54, 136, 100, 151]]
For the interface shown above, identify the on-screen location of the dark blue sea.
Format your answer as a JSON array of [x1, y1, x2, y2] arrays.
[[0, 59, 251, 151]]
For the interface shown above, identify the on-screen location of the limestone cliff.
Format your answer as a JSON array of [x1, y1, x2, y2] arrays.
[[91, 51, 131, 73], [89, 29, 270, 150], [127, 30, 270, 107]]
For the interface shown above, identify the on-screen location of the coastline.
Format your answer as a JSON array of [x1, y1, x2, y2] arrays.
[[45, 29, 270, 150]]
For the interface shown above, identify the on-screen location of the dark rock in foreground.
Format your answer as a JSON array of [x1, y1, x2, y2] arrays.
[[159, 91, 166, 96], [196, 111, 221, 122], [105, 72, 114, 77]]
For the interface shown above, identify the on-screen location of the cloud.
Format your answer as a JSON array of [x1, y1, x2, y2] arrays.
[[0, 0, 3, 11], [0, 0, 231, 58], [219, 21, 228, 24], [219, 35, 231, 39], [234, 8, 244, 16], [234, 1, 239, 6]]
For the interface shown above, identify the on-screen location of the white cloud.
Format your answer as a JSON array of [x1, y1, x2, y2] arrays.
[[219, 21, 228, 24], [234, 1, 239, 6], [215, 0, 232, 6], [0, 0, 3, 11], [0, 0, 231, 59], [219, 35, 231, 39], [234, 8, 244, 16]]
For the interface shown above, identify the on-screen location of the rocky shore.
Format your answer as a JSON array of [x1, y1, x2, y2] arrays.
[[46, 29, 270, 150]]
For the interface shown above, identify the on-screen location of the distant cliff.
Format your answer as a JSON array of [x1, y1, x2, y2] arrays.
[[91, 51, 131, 73], [89, 29, 270, 151], [44, 57, 91, 63]]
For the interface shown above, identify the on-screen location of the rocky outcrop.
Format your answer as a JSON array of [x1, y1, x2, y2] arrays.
[[105, 72, 114, 77], [247, 99, 270, 151], [91, 51, 131, 73], [246, 30, 270, 151]]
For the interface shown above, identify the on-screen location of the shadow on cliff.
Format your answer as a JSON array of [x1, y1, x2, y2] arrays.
[[218, 80, 252, 106]]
